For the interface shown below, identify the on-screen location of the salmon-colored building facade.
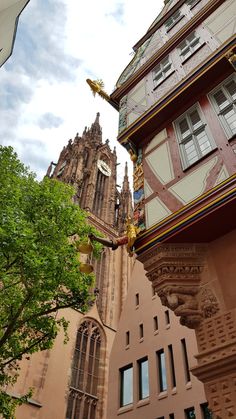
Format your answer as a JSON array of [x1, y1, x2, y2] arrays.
[[10, 113, 209, 419], [109, 0, 236, 417], [107, 261, 208, 418], [8, 0, 236, 417]]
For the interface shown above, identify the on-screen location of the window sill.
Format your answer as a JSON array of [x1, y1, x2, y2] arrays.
[[166, 324, 170, 330], [186, 381, 192, 390], [139, 337, 144, 343], [10, 392, 42, 408], [153, 70, 175, 91], [158, 391, 168, 400], [181, 42, 206, 65], [171, 387, 177, 395], [154, 330, 159, 335], [118, 404, 134, 415], [135, 305, 139, 310], [125, 345, 130, 350], [137, 398, 150, 408]]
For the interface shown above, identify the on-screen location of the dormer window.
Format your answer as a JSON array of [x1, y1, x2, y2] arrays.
[[165, 9, 182, 31], [153, 56, 173, 88], [179, 32, 202, 61]]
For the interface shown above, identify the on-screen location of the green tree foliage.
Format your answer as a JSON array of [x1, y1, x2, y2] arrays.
[[0, 146, 102, 417]]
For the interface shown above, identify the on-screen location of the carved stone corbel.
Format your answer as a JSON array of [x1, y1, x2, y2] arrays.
[[138, 244, 206, 329]]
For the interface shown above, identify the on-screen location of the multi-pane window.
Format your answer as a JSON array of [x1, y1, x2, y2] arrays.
[[185, 407, 196, 418], [210, 76, 236, 137], [138, 357, 150, 399], [157, 349, 167, 392], [165, 9, 182, 31], [153, 56, 173, 88], [66, 321, 101, 419], [175, 105, 215, 169], [120, 365, 133, 406], [179, 32, 202, 61]]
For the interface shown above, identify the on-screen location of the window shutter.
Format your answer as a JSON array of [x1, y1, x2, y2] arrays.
[[225, 79, 236, 100], [179, 118, 190, 138], [189, 109, 202, 129], [213, 90, 229, 110]]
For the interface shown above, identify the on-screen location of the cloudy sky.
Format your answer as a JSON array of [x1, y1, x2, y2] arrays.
[[0, 0, 163, 185]]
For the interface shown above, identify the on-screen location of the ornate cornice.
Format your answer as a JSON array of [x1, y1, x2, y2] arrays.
[[138, 244, 207, 328]]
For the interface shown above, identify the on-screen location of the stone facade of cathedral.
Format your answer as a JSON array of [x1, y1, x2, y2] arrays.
[[9, 114, 133, 419]]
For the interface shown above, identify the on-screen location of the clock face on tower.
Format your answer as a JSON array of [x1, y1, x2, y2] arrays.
[[97, 159, 111, 177]]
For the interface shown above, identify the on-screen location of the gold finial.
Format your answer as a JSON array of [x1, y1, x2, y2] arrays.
[[86, 79, 111, 101]]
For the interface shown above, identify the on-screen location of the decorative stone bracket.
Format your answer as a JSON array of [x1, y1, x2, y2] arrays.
[[138, 244, 207, 329]]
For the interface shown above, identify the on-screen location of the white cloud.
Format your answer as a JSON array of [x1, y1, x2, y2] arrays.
[[0, 0, 163, 184]]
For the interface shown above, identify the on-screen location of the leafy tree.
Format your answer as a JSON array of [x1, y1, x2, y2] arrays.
[[0, 146, 102, 417]]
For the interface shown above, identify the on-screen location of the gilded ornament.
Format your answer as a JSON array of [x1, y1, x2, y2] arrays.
[[86, 79, 111, 101], [79, 263, 94, 274], [77, 238, 93, 255]]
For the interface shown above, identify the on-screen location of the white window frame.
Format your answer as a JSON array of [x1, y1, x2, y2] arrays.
[[208, 74, 236, 138], [186, 0, 202, 8], [179, 31, 202, 61], [165, 9, 183, 32], [152, 56, 173, 88], [174, 104, 216, 170]]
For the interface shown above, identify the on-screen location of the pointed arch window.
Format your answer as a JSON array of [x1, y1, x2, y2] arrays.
[[93, 171, 107, 217], [66, 320, 101, 419]]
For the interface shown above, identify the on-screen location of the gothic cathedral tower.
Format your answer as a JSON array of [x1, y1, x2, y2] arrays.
[[47, 112, 133, 327], [12, 114, 133, 419]]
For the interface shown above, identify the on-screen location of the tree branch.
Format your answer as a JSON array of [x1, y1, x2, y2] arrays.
[[0, 293, 32, 349], [0, 332, 51, 368], [17, 301, 76, 327]]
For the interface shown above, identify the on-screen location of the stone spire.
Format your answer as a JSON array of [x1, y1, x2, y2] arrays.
[[123, 162, 130, 191], [118, 162, 133, 232], [90, 112, 102, 141]]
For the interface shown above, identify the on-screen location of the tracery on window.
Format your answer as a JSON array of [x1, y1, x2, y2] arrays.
[[93, 171, 107, 217], [66, 320, 102, 419]]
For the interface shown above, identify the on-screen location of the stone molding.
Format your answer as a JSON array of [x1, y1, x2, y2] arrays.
[[138, 244, 208, 328]]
